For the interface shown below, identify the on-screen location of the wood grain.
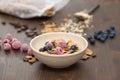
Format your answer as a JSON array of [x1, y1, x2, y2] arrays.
[[0, 0, 120, 80]]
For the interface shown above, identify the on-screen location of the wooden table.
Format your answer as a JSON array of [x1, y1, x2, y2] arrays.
[[0, 0, 120, 80]]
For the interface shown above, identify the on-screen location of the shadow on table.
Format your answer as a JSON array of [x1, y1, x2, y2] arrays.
[[33, 62, 91, 80], [40, 63, 82, 71]]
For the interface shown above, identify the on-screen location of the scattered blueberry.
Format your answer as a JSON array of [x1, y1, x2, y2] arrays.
[[94, 31, 103, 39], [109, 26, 115, 30], [107, 26, 115, 33], [87, 35, 92, 40], [97, 34, 102, 40], [88, 26, 116, 44], [100, 36, 106, 42], [69, 45, 77, 50], [87, 35, 95, 45], [102, 32, 108, 39], [94, 32, 98, 39], [109, 31, 116, 38], [107, 29, 112, 33], [89, 38, 95, 44]]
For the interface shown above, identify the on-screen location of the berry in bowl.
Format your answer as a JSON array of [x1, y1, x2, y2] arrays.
[[30, 32, 88, 68]]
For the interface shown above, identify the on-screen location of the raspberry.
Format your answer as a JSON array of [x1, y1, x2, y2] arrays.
[[27, 48, 33, 56], [3, 43, 11, 51], [12, 41, 21, 50], [56, 39, 67, 48], [10, 38, 18, 45], [3, 39, 10, 44], [54, 47, 64, 55], [45, 42, 53, 47], [6, 34, 13, 41], [21, 43, 29, 52]]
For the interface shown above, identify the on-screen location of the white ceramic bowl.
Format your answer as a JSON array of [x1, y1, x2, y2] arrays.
[[30, 32, 88, 68]]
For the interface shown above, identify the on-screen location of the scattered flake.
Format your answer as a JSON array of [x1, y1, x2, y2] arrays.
[[23, 55, 37, 64], [25, 55, 33, 59], [85, 49, 93, 56], [81, 54, 90, 60], [81, 49, 96, 60], [29, 57, 37, 64]]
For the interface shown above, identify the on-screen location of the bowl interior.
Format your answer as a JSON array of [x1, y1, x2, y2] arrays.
[[30, 32, 88, 56]]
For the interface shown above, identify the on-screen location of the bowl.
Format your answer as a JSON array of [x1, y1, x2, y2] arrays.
[[30, 32, 88, 68]]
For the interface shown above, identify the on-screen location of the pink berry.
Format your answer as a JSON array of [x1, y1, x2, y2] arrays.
[[57, 39, 67, 48], [54, 47, 64, 55], [10, 38, 18, 44], [6, 34, 13, 41], [12, 41, 21, 50], [0, 40, 2, 47], [21, 43, 29, 52], [3, 43, 11, 51], [46, 42, 53, 47], [57, 41, 67, 48], [27, 48, 33, 56], [3, 39, 10, 44]]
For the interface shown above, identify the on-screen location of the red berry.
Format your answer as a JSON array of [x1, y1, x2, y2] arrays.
[[21, 43, 29, 52], [12, 41, 21, 50], [6, 34, 13, 41], [3, 39, 10, 44], [27, 48, 33, 56], [10, 38, 18, 45], [4, 43, 11, 51]]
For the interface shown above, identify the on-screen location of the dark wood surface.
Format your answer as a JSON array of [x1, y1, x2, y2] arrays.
[[0, 0, 120, 80]]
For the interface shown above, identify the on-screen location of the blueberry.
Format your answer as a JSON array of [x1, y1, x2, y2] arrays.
[[100, 37, 106, 42], [109, 31, 116, 38], [109, 26, 115, 30], [87, 35, 95, 45], [97, 34, 102, 40], [102, 32, 108, 39], [70, 45, 77, 50], [94, 31, 103, 39], [107, 26, 115, 33], [94, 32, 98, 39], [98, 31, 103, 34], [87, 35, 92, 40], [89, 38, 95, 44], [44, 46, 52, 50], [39, 48, 44, 52]]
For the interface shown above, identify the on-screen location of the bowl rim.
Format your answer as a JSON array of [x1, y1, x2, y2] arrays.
[[30, 32, 88, 57]]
